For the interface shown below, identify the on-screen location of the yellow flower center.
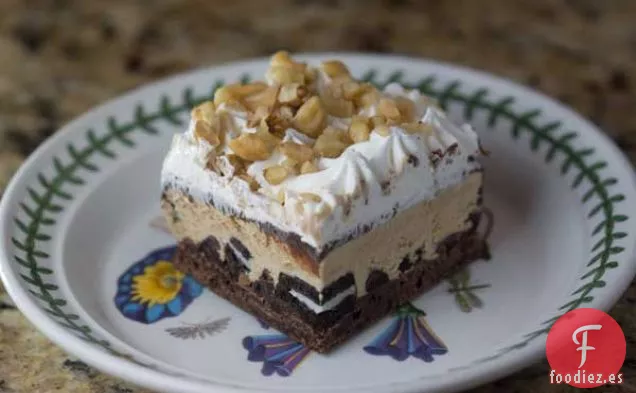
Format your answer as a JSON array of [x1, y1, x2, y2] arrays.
[[131, 261, 185, 307]]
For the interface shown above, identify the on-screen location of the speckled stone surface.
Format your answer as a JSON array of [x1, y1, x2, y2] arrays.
[[0, 0, 635, 392]]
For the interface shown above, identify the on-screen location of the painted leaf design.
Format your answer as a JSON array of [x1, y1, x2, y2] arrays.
[[456, 269, 470, 286], [465, 291, 483, 309], [165, 317, 230, 340], [454, 293, 472, 313]]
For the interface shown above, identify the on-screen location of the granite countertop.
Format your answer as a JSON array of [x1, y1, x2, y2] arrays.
[[1, 0, 635, 392]]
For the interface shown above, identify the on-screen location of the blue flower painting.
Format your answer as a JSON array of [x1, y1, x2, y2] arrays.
[[114, 245, 203, 324], [364, 302, 448, 362], [242, 333, 311, 377]]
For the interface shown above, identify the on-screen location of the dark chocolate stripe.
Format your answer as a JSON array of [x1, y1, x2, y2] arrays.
[[365, 270, 389, 293], [229, 237, 251, 260], [277, 272, 355, 305]]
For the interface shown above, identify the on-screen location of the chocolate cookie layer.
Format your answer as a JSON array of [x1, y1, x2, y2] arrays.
[[173, 225, 488, 353]]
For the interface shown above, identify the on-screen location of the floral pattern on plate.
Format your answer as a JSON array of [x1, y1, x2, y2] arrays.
[[242, 333, 312, 377], [364, 303, 448, 362], [114, 245, 203, 323]]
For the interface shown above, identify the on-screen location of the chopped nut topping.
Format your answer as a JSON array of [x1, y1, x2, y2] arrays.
[[188, 52, 459, 197], [191, 101, 216, 123], [194, 121, 221, 146], [374, 124, 391, 136], [266, 105, 295, 136], [395, 97, 415, 122], [264, 165, 291, 185], [213, 86, 236, 107], [371, 116, 387, 127], [280, 141, 314, 162], [275, 189, 286, 204], [349, 117, 371, 143], [320, 60, 351, 79], [266, 66, 306, 85], [304, 67, 318, 85], [266, 51, 308, 86], [270, 51, 296, 68], [255, 120, 282, 148], [226, 154, 246, 172], [281, 158, 300, 174], [322, 96, 354, 118], [192, 101, 224, 147], [314, 127, 352, 158], [378, 99, 401, 122], [278, 83, 308, 107], [300, 160, 320, 174], [214, 83, 278, 113], [293, 96, 327, 137], [233, 82, 269, 96], [247, 106, 271, 128], [356, 86, 381, 109], [320, 83, 355, 118], [228, 133, 274, 161], [342, 81, 365, 101], [299, 192, 322, 203], [243, 85, 279, 112], [238, 174, 259, 191]]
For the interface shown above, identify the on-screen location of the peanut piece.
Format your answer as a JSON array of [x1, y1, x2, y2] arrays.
[[342, 81, 365, 100], [243, 85, 279, 112], [371, 116, 387, 127], [349, 118, 370, 143], [191, 101, 216, 123], [300, 160, 320, 174], [275, 189, 286, 204], [395, 96, 415, 122], [378, 99, 401, 122], [228, 134, 273, 161], [266, 66, 305, 85], [264, 165, 290, 185], [271, 51, 295, 67], [226, 154, 246, 173], [213, 86, 235, 107], [280, 141, 314, 163], [194, 121, 221, 146], [314, 127, 351, 158], [293, 96, 327, 137], [356, 86, 381, 108], [278, 83, 308, 106], [320, 84, 354, 117], [299, 192, 322, 203], [321, 60, 350, 78], [247, 106, 271, 128], [255, 119, 282, 149], [281, 158, 300, 174]]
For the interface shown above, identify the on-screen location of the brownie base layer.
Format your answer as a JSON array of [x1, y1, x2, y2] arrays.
[[173, 224, 488, 353]]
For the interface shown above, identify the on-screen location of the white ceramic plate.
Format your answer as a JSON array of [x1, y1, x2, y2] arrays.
[[1, 54, 635, 393]]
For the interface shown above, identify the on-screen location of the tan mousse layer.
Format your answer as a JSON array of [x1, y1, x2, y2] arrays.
[[161, 172, 481, 295]]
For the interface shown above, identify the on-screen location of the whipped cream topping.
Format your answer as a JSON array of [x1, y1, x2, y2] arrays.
[[162, 78, 482, 252]]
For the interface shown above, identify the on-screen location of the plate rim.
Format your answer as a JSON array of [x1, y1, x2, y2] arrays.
[[1, 52, 635, 393]]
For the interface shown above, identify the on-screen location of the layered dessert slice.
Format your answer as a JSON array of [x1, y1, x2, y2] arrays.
[[160, 52, 489, 353]]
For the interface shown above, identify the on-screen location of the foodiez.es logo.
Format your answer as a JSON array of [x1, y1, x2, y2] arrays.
[[546, 308, 626, 388]]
